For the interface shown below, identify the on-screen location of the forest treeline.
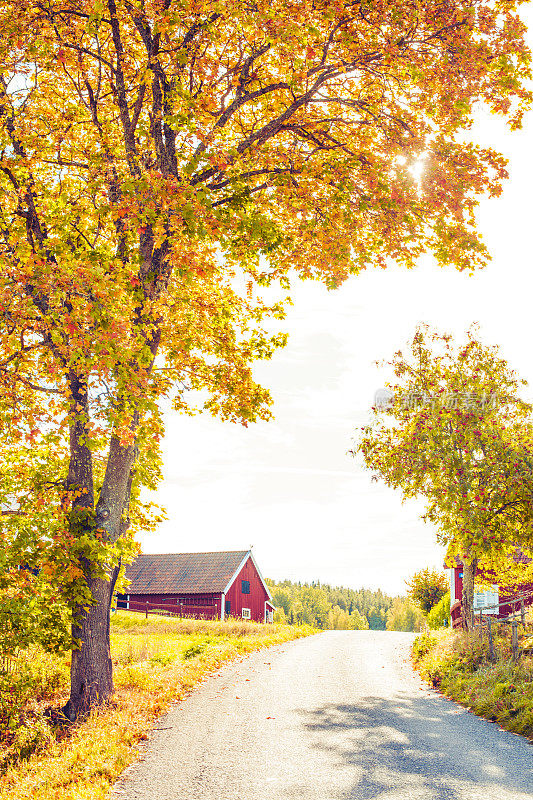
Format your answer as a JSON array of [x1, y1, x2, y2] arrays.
[[266, 579, 425, 632]]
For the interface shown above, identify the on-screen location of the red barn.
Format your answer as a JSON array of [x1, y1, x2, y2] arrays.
[[117, 550, 275, 623], [447, 552, 533, 628]]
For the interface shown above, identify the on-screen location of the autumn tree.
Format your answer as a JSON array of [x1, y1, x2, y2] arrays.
[[406, 567, 447, 614], [0, 0, 530, 717], [386, 597, 425, 632], [327, 604, 369, 630], [355, 328, 533, 631], [267, 579, 393, 628]]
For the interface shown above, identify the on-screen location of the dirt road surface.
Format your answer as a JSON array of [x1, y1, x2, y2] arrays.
[[112, 630, 533, 799]]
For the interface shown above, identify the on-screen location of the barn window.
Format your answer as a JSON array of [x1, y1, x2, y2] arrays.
[[225, 600, 231, 616], [242, 608, 251, 619], [242, 580, 250, 594]]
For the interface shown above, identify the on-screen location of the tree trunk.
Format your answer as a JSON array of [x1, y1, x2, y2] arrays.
[[63, 371, 134, 720], [63, 444, 132, 720], [63, 306, 160, 719], [461, 557, 477, 632], [63, 572, 117, 721]]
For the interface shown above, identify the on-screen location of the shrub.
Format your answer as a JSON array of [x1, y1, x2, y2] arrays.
[[0, 648, 68, 767], [0, 648, 67, 738], [411, 632, 437, 664], [412, 629, 533, 739], [427, 592, 450, 629], [9, 716, 53, 762]]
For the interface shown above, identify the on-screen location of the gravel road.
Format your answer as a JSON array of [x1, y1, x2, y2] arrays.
[[112, 630, 533, 799]]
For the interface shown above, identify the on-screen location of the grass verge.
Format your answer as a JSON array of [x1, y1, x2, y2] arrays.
[[412, 628, 533, 739], [0, 612, 316, 800]]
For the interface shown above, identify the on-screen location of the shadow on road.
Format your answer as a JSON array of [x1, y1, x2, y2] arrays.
[[294, 692, 533, 799]]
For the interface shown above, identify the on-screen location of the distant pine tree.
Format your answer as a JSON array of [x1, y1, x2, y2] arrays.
[[267, 579, 396, 630]]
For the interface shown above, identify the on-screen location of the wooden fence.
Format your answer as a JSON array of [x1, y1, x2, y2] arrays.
[[115, 598, 219, 620], [453, 591, 533, 660], [0, 649, 20, 675]]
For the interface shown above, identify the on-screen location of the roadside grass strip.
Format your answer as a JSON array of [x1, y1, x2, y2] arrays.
[[412, 629, 533, 739], [0, 613, 316, 800]]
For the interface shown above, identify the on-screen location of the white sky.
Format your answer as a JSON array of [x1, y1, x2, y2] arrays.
[[139, 15, 533, 596]]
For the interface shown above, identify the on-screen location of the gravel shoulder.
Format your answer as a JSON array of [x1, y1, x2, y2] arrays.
[[112, 630, 533, 800]]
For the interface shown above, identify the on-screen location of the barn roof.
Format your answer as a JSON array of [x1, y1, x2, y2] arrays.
[[124, 550, 250, 594]]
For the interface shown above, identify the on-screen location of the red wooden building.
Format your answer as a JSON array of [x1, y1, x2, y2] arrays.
[[117, 550, 275, 623], [448, 553, 533, 627]]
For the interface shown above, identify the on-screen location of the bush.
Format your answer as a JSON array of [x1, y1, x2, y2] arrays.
[[427, 592, 450, 629], [411, 632, 437, 663], [412, 629, 533, 738], [0, 647, 68, 767], [9, 716, 53, 762], [0, 648, 67, 733]]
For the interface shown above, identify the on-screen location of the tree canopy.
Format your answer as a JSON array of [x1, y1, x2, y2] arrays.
[[355, 327, 533, 629], [385, 597, 425, 632], [0, 0, 530, 714], [268, 578, 392, 629], [406, 567, 448, 614]]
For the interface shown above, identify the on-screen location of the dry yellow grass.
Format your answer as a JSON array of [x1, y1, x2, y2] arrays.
[[0, 612, 316, 800]]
